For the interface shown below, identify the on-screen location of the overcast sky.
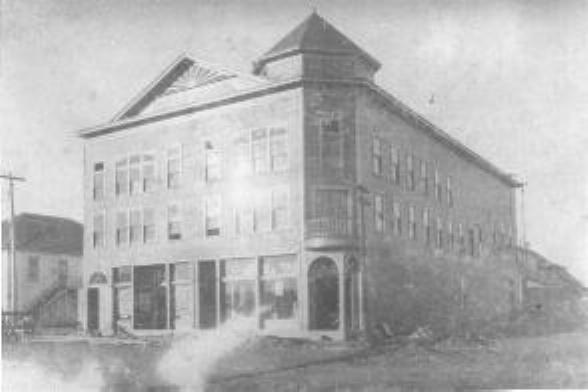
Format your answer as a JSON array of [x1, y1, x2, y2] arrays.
[[1, 0, 587, 282]]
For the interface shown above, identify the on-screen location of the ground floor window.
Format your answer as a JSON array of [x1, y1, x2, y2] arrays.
[[134, 265, 167, 330], [222, 258, 257, 320], [261, 255, 298, 328]]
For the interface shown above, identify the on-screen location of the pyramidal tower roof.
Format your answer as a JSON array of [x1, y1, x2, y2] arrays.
[[254, 12, 380, 74]]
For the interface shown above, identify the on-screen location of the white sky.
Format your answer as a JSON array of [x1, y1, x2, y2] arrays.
[[1, 0, 587, 282]]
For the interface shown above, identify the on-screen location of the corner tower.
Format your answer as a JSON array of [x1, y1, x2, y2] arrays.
[[253, 12, 380, 82]]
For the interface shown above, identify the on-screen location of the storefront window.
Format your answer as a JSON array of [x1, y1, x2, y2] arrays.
[[261, 255, 297, 327], [222, 258, 256, 320]]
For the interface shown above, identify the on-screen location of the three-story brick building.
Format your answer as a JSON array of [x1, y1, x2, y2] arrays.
[[79, 12, 521, 339]]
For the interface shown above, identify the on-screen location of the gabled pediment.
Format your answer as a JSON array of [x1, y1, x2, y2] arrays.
[[113, 55, 264, 121]]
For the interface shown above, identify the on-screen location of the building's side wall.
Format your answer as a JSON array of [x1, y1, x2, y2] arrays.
[[5, 251, 81, 313], [354, 89, 520, 335], [83, 88, 304, 334]]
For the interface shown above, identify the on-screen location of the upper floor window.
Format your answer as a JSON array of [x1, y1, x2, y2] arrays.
[[252, 129, 269, 173], [392, 201, 402, 236], [271, 187, 289, 230], [93, 162, 104, 201], [408, 205, 416, 240], [423, 208, 431, 245], [390, 147, 400, 185], [312, 188, 351, 235], [167, 204, 182, 240], [234, 133, 251, 177], [205, 195, 221, 237], [129, 155, 142, 195], [205, 141, 221, 181], [406, 154, 415, 191], [446, 176, 453, 207], [372, 136, 382, 176], [468, 227, 476, 256], [420, 160, 429, 196], [28, 256, 40, 282], [116, 211, 129, 246], [115, 158, 129, 196], [142, 154, 156, 192], [374, 194, 384, 232], [436, 217, 443, 249], [167, 147, 181, 189], [448, 221, 454, 250], [92, 213, 105, 249], [434, 168, 442, 202], [270, 128, 288, 171], [254, 192, 271, 232], [320, 113, 344, 172], [143, 208, 155, 243], [130, 209, 142, 244], [235, 202, 254, 235]]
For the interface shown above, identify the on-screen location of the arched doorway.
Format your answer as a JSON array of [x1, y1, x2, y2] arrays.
[[344, 257, 361, 333], [308, 257, 339, 330], [87, 272, 107, 333]]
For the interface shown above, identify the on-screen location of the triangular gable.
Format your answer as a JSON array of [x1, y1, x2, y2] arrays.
[[113, 54, 262, 121]]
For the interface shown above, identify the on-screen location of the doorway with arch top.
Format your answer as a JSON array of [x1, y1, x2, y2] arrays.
[[308, 257, 339, 330]]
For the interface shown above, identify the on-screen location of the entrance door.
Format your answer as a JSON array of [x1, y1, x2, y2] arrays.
[[133, 265, 167, 329], [308, 257, 339, 330], [199, 261, 217, 329], [87, 288, 99, 332]]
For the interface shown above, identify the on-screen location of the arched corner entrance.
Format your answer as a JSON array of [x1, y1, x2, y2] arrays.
[[308, 257, 339, 330], [344, 257, 361, 333], [87, 272, 108, 333]]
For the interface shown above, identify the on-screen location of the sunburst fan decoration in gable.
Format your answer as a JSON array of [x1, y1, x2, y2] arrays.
[[163, 61, 236, 95]]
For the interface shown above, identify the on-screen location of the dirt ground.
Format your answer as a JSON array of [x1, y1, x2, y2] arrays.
[[3, 329, 588, 391]]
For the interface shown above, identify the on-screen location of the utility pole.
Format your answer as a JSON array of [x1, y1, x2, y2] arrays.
[[1, 172, 26, 316]]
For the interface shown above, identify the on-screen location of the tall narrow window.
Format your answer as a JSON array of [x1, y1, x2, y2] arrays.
[[167, 147, 181, 189], [168, 204, 182, 240], [93, 162, 104, 201], [406, 154, 415, 191], [446, 176, 453, 207], [252, 129, 269, 173], [234, 132, 251, 177], [130, 209, 142, 244], [28, 256, 40, 282], [374, 194, 384, 232], [93, 213, 105, 249], [448, 221, 454, 250], [434, 168, 442, 202], [468, 228, 476, 257], [235, 202, 253, 235], [408, 205, 416, 240], [143, 208, 155, 243], [129, 155, 141, 195], [458, 223, 465, 250], [393, 201, 401, 236], [116, 211, 128, 246], [142, 154, 156, 192], [436, 217, 443, 249], [372, 136, 382, 176], [390, 147, 400, 185], [205, 195, 221, 237], [423, 208, 431, 245], [254, 192, 271, 232], [115, 158, 128, 196], [271, 187, 289, 230], [420, 160, 429, 196], [320, 113, 344, 172], [270, 127, 288, 171], [205, 141, 221, 181]]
